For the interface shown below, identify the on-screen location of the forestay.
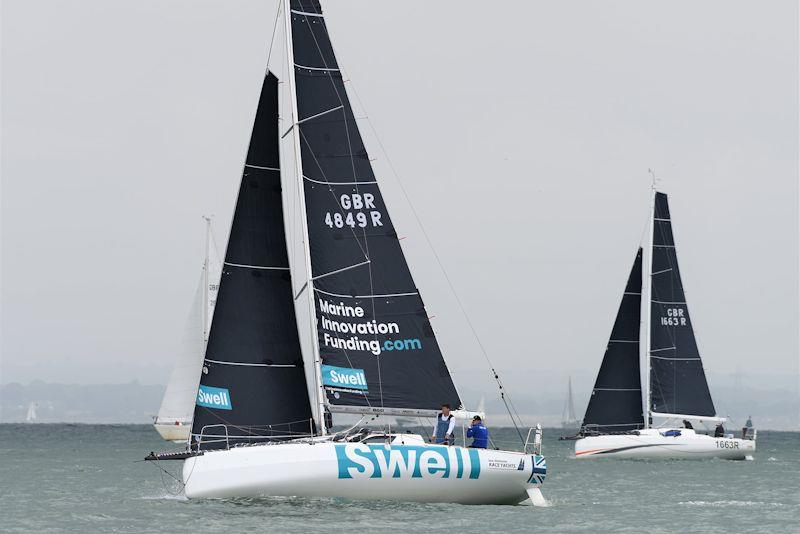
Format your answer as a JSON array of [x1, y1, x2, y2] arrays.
[[288, 0, 461, 416]]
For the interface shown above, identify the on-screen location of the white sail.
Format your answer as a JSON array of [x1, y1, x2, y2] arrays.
[[26, 402, 38, 423], [155, 219, 221, 441]]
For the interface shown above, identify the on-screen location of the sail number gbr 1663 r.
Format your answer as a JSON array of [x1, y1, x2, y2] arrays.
[[324, 194, 383, 229]]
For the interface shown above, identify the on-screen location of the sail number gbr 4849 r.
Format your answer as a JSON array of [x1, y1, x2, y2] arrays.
[[324, 193, 383, 229]]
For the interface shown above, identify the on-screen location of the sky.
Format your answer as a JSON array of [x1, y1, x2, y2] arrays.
[[2, 1, 798, 410]]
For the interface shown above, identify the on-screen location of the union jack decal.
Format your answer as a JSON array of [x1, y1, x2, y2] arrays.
[[527, 455, 547, 485]]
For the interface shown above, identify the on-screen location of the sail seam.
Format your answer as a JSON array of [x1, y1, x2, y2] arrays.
[[295, 63, 340, 72], [244, 164, 279, 171], [224, 262, 290, 271], [314, 287, 419, 299], [204, 358, 298, 368], [303, 175, 377, 185], [312, 260, 370, 281], [291, 9, 323, 17]]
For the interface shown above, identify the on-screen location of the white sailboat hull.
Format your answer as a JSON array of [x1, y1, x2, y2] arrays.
[[575, 428, 755, 460], [183, 441, 546, 505]]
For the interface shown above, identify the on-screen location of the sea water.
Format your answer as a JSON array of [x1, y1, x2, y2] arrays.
[[0, 425, 797, 533]]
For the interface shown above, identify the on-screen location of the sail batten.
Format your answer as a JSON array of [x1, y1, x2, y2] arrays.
[[287, 0, 461, 414]]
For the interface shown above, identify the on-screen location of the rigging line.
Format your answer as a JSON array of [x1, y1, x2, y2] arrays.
[[265, 0, 283, 73], [337, 63, 528, 443]]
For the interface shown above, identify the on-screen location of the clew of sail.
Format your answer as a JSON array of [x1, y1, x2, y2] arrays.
[[648, 192, 715, 417], [190, 73, 314, 449], [288, 0, 461, 416], [581, 249, 645, 434]]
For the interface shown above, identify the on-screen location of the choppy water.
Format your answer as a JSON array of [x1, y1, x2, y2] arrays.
[[0, 425, 797, 533]]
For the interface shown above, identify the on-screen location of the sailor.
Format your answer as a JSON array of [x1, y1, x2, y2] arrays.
[[683, 419, 693, 430], [431, 403, 455, 445], [467, 415, 489, 448], [714, 423, 725, 438]]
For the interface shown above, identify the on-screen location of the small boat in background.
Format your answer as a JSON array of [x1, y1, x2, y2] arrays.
[[153, 217, 221, 442], [574, 187, 756, 460], [560, 377, 581, 438], [25, 402, 38, 423]]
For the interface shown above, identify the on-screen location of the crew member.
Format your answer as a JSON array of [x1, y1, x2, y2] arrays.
[[432, 404, 455, 445], [714, 423, 725, 438], [467, 415, 489, 448], [683, 419, 693, 430]]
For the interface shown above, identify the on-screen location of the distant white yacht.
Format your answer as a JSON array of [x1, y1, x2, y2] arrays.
[[153, 217, 221, 442], [574, 188, 756, 460], [25, 402, 38, 423]]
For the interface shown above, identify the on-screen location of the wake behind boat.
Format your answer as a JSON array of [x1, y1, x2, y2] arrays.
[[573, 186, 756, 460], [147, 0, 546, 505]]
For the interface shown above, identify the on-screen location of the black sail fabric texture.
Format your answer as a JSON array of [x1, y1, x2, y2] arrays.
[[289, 0, 461, 415], [648, 192, 716, 417], [191, 73, 314, 450], [582, 249, 645, 434]]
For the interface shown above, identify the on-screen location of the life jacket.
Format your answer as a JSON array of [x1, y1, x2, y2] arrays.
[[435, 413, 453, 443]]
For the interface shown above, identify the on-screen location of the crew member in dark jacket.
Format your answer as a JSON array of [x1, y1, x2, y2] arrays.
[[467, 416, 489, 448]]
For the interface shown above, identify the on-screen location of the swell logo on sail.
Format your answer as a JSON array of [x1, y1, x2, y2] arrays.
[[321, 365, 368, 391], [335, 444, 481, 480], [196, 385, 232, 410]]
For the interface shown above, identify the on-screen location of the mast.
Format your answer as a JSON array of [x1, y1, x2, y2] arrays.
[[642, 174, 656, 429], [282, 0, 327, 435], [202, 215, 212, 341]]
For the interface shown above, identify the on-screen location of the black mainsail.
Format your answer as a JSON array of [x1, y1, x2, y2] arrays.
[[581, 249, 645, 434], [287, 0, 461, 416], [648, 192, 715, 417], [190, 73, 314, 449]]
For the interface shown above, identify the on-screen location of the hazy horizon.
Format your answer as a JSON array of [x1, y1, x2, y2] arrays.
[[2, 1, 798, 421]]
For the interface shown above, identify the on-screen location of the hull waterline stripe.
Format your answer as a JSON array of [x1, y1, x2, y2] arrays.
[[225, 262, 290, 271], [204, 358, 297, 368], [577, 443, 670, 456]]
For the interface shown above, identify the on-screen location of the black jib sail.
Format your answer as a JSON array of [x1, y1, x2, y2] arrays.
[[288, 0, 461, 415], [581, 249, 645, 434], [190, 73, 314, 449], [648, 192, 715, 416]]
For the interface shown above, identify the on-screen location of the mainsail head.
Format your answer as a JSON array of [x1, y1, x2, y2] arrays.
[[190, 73, 314, 449], [581, 249, 645, 434], [287, 0, 461, 416], [648, 192, 716, 417]]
